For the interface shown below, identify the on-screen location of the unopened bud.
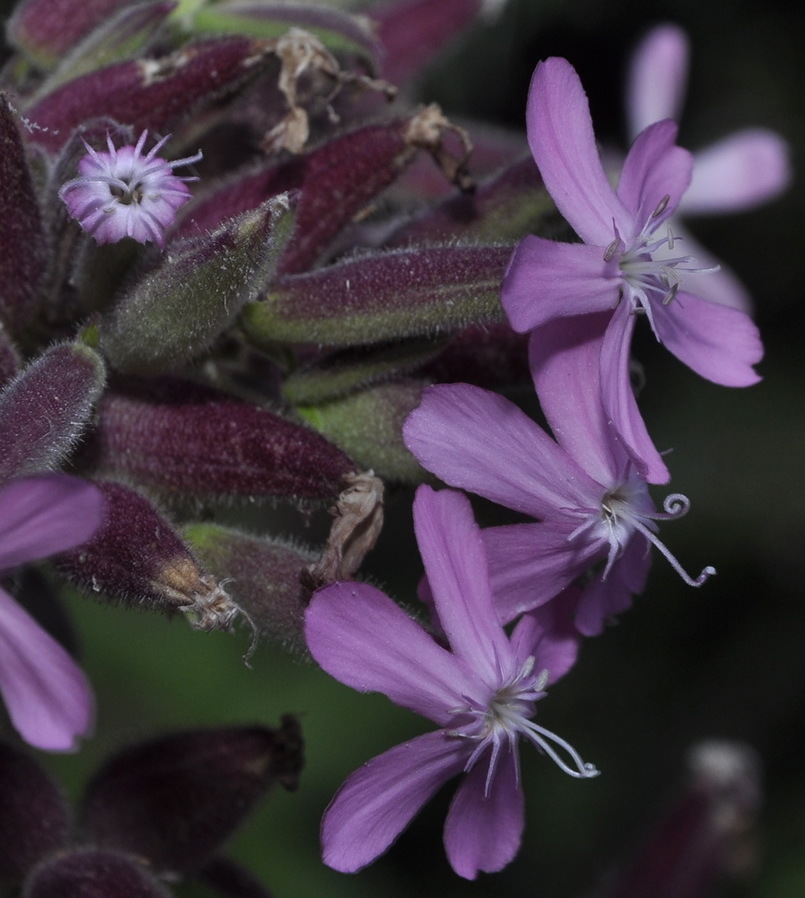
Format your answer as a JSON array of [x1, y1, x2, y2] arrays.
[[0, 743, 69, 887], [23, 847, 171, 898], [81, 718, 304, 874], [54, 481, 240, 632]]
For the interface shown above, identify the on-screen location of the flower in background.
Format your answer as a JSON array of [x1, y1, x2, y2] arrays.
[[626, 23, 791, 311], [404, 315, 715, 634], [0, 474, 103, 751], [305, 485, 597, 880], [59, 131, 202, 248], [502, 57, 763, 483]]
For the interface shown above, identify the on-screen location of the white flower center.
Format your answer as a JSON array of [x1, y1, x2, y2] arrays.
[[566, 474, 716, 587], [605, 194, 716, 335], [448, 657, 599, 794]]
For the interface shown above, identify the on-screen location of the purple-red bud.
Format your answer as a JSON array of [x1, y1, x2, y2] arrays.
[[23, 848, 171, 898], [185, 523, 316, 652], [299, 380, 426, 482], [81, 719, 304, 874], [8, 0, 152, 67], [0, 95, 48, 334], [243, 244, 510, 347], [27, 36, 273, 153], [370, 0, 485, 85], [87, 376, 356, 504], [0, 743, 70, 886], [0, 342, 106, 484]]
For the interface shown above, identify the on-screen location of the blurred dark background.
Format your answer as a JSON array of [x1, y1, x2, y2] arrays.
[[3, 0, 804, 896]]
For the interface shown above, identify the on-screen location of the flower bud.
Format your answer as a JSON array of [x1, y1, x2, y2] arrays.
[[298, 380, 426, 482], [8, 0, 159, 68], [87, 376, 356, 504], [185, 523, 316, 653], [0, 342, 106, 484], [23, 848, 171, 898], [0, 742, 70, 887], [81, 719, 304, 874], [100, 194, 295, 374], [0, 95, 48, 334], [372, 0, 485, 85], [54, 480, 240, 631], [243, 244, 510, 347], [0, 323, 21, 389], [27, 36, 274, 153]]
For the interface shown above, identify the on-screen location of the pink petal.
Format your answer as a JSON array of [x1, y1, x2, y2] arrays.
[[413, 486, 512, 685], [683, 130, 792, 215], [483, 522, 601, 624], [528, 314, 624, 485], [664, 222, 752, 312], [653, 291, 763, 386], [600, 303, 671, 484], [502, 235, 619, 333], [321, 730, 468, 873], [527, 57, 632, 246], [0, 586, 94, 751], [305, 581, 480, 726], [626, 24, 690, 138], [617, 120, 692, 225], [403, 383, 602, 519], [443, 747, 524, 879], [511, 591, 581, 684], [574, 534, 652, 636], [0, 475, 104, 572]]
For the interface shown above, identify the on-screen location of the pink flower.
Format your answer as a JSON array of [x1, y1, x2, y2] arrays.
[[502, 58, 763, 483], [626, 24, 791, 311], [59, 131, 202, 248], [404, 315, 715, 634], [0, 474, 103, 751], [305, 485, 597, 880]]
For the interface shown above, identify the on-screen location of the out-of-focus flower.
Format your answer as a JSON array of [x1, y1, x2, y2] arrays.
[[626, 24, 791, 311], [0, 474, 103, 751], [59, 131, 202, 248], [502, 57, 763, 483], [305, 485, 597, 880], [404, 315, 714, 634]]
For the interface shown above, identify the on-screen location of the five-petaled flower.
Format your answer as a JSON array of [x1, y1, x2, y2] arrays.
[[502, 57, 763, 483], [404, 315, 715, 635], [305, 484, 597, 880], [625, 24, 791, 312], [0, 474, 103, 751], [59, 130, 202, 248]]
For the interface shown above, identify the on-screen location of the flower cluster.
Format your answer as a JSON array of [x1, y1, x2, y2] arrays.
[[305, 34, 787, 881], [0, 0, 787, 892]]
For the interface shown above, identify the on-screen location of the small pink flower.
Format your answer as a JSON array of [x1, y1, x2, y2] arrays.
[[59, 130, 202, 248], [306, 486, 597, 879]]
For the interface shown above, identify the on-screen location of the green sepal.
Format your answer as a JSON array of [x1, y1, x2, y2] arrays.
[[0, 341, 106, 483], [298, 379, 427, 483], [388, 155, 563, 246], [282, 338, 444, 405], [100, 193, 296, 374]]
